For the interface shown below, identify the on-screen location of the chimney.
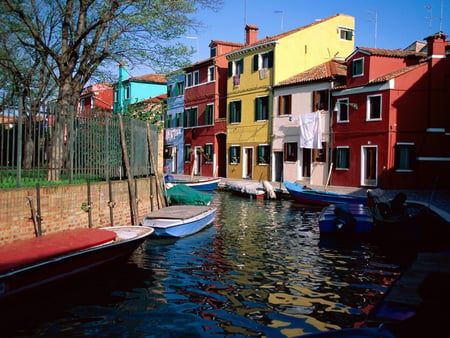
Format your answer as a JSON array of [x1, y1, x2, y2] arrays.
[[425, 32, 447, 62], [245, 24, 259, 45]]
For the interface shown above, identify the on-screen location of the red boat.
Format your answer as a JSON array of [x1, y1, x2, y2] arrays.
[[0, 226, 153, 300]]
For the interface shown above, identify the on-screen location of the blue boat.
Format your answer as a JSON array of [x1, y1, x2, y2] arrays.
[[141, 205, 216, 238], [284, 181, 367, 206], [318, 203, 373, 234], [164, 175, 221, 191]]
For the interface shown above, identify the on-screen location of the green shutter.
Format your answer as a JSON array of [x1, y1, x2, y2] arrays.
[[253, 54, 259, 71], [228, 61, 232, 77]]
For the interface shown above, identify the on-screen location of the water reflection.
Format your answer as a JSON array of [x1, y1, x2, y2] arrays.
[[1, 191, 402, 337]]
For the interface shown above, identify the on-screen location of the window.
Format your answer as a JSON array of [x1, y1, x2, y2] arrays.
[[313, 143, 327, 162], [204, 143, 213, 163], [228, 59, 244, 76], [255, 96, 269, 121], [312, 90, 328, 111], [339, 27, 353, 41], [205, 104, 214, 125], [193, 70, 200, 86], [176, 82, 184, 96], [253, 51, 274, 71], [278, 95, 292, 115], [395, 143, 415, 171], [351, 57, 364, 77], [125, 85, 130, 100], [165, 114, 171, 128], [175, 112, 182, 127], [229, 100, 241, 123], [229, 145, 240, 164], [164, 146, 172, 159], [210, 47, 217, 58], [184, 144, 191, 162], [113, 90, 118, 102], [186, 73, 193, 87], [257, 145, 270, 164], [337, 98, 349, 122], [367, 95, 381, 120], [184, 107, 198, 127], [284, 142, 298, 162], [207, 66, 215, 82], [335, 147, 350, 169]]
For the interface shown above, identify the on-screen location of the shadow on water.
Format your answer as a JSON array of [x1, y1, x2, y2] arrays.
[[0, 191, 413, 337]]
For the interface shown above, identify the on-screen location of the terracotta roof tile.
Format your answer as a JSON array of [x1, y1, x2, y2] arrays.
[[357, 47, 425, 58], [275, 60, 347, 86], [129, 73, 167, 84]]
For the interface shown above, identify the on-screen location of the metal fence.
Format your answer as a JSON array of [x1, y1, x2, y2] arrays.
[[0, 103, 159, 187]]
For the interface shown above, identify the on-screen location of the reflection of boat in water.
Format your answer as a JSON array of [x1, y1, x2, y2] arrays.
[[142, 205, 217, 238]]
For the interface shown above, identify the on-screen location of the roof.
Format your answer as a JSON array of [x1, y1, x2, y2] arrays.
[[227, 13, 352, 57], [128, 73, 167, 84], [209, 40, 244, 48], [275, 60, 347, 87], [352, 47, 425, 59], [369, 62, 426, 84]]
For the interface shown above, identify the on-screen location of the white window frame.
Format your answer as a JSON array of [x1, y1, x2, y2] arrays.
[[351, 57, 364, 77], [366, 94, 382, 121], [339, 27, 354, 41], [337, 98, 349, 123], [125, 85, 130, 100], [207, 66, 215, 82], [186, 73, 193, 87], [193, 70, 200, 86]]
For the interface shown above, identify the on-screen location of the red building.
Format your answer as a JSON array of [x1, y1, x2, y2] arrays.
[[183, 40, 242, 178], [79, 82, 113, 117], [332, 32, 450, 189]]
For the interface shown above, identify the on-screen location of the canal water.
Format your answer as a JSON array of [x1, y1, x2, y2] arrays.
[[1, 191, 410, 337]]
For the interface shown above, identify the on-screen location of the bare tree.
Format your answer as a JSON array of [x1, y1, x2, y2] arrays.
[[1, 0, 222, 180]]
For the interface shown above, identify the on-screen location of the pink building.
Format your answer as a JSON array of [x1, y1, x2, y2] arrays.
[[332, 32, 450, 189]]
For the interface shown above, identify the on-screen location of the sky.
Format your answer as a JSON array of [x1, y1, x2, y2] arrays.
[[130, 0, 449, 76]]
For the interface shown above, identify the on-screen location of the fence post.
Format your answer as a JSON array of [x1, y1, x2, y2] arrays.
[[16, 100, 23, 188]]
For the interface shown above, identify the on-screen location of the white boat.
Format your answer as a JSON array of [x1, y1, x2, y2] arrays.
[[142, 205, 216, 237]]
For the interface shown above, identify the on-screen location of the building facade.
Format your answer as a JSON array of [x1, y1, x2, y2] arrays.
[[225, 14, 355, 181], [272, 60, 347, 185], [331, 33, 450, 189]]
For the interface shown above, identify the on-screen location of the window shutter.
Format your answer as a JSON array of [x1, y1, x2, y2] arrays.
[[253, 54, 259, 71], [268, 51, 274, 68], [255, 98, 261, 120], [228, 61, 232, 77]]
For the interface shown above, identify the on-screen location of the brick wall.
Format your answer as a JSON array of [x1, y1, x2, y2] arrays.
[[0, 177, 163, 245]]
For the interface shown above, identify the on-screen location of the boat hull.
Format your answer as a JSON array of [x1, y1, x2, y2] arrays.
[[284, 181, 367, 206], [166, 177, 221, 191], [0, 226, 153, 300], [142, 205, 216, 237]]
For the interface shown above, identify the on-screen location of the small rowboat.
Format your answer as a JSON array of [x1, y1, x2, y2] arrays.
[[284, 181, 367, 206], [142, 205, 216, 238], [164, 176, 221, 191], [0, 226, 154, 300]]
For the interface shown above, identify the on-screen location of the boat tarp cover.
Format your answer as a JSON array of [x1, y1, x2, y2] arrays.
[[165, 184, 211, 205], [0, 228, 117, 273]]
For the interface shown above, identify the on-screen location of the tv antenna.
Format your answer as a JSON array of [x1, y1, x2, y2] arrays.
[[366, 10, 378, 48]]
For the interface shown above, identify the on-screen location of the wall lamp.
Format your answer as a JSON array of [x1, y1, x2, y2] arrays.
[[333, 102, 358, 111]]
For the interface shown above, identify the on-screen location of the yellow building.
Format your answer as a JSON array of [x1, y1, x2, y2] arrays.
[[225, 14, 355, 180]]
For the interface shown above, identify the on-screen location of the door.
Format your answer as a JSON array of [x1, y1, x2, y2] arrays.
[[301, 148, 311, 178], [171, 147, 177, 173], [274, 151, 283, 182], [243, 147, 253, 179], [361, 146, 377, 186], [194, 146, 202, 176]]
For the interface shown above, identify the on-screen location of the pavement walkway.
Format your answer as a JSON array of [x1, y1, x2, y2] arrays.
[[171, 174, 449, 218]]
